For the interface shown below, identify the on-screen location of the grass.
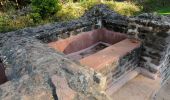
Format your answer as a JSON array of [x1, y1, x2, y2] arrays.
[[141, 0, 170, 15], [157, 6, 170, 15]]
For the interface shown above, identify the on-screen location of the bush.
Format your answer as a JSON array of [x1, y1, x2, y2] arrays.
[[56, 3, 85, 21], [0, 13, 34, 33], [0, 14, 11, 32], [0, 0, 141, 33], [80, 0, 100, 10], [137, 0, 170, 15], [30, 13, 42, 23], [9, 14, 34, 29], [104, 1, 140, 16], [56, 1, 140, 21], [31, 0, 61, 19], [0, 0, 16, 12]]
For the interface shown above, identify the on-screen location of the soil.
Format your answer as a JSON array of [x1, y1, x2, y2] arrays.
[[111, 75, 160, 100]]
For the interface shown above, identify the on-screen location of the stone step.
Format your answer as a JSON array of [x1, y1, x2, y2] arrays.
[[136, 67, 158, 80], [106, 70, 139, 96], [80, 39, 141, 72]]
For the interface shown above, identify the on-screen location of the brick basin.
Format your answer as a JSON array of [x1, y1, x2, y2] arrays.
[[80, 39, 141, 71], [48, 28, 127, 55], [48, 28, 141, 90]]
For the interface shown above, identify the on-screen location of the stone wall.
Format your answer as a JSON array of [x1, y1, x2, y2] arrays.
[[159, 36, 170, 84], [102, 8, 170, 83], [127, 14, 170, 83], [112, 46, 141, 82]]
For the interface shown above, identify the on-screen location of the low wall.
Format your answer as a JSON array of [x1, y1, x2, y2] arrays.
[[102, 11, 170, 83]]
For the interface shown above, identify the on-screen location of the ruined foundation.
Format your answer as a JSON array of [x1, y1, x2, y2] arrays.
[[0, 4, 170, 100], [48, 28, 141, 94]]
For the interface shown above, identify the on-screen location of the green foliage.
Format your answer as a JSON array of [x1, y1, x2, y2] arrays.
[[0, 0, 17, 11], [0, 0, 142, 33], [0, 13, 34, 32], [0, 14, 11, 32], [80, 0, 100, 10], [56, 1, 140, 21], [31, 0, 61, 19], [56, 3, 85, 21], [138, 0, 170, 15], [0, 0, 31, 11], [104, 1, 140, 16], [157, 6, 170, 15], [30, 13, 42, 23]]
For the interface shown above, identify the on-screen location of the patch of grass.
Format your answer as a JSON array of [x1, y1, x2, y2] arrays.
[[157, 6, 170, 15], [140, 0, 170, 15]]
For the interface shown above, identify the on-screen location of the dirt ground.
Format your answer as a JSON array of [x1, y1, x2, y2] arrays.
[[111, 75, 161, 100], [154, 77, 170, 100]]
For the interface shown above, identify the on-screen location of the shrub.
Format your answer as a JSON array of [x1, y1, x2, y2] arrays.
[[115, 2, 140, 16], [8, 14, 34, 30], [56, 3, 85, 21], [104, 1, 140, 16], [31, 0, 61, 19], [141, 0, 170, 13], [0, 14, 11, 32], [80, 0, 100, 10], [56, 1, 140, 21], [30, 12, 42, 23], [0, 13, 34, 33], [0, 0, 16, 12]]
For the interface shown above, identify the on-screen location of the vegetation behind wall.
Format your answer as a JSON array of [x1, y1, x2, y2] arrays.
[[3, 0, 169, 33]]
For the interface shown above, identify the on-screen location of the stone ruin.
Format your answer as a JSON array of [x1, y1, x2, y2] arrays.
[[0, 4, 170, 100]]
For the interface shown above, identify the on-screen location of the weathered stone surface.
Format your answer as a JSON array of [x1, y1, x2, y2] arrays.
[[0, 73, 55, 100], [51, 75, 76, 100], [0, 35, 109, 99], [126, 13, 170, 84]]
